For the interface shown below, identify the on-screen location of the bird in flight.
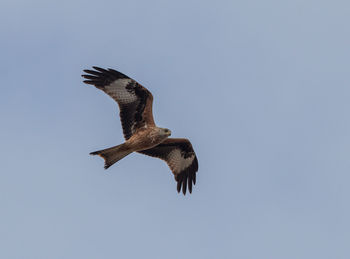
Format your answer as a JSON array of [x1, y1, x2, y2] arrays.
[[82, 67, 198, 195]]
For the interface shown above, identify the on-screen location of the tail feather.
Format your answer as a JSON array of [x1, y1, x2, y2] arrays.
[[90, 143, 132, 169]]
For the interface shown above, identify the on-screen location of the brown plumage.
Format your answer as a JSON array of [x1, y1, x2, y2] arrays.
[[82, 66, 198, 195]]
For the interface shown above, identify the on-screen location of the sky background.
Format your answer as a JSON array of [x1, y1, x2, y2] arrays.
[[1, 0, 350, 258]]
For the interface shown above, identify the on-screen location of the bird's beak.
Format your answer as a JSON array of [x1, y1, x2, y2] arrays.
[[168, 130, 172, 136]]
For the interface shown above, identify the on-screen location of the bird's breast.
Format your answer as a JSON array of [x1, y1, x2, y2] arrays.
[[126, 127, 165, 151]]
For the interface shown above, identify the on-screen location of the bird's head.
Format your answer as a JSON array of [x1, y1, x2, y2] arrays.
[[160, 128, 172, 137]]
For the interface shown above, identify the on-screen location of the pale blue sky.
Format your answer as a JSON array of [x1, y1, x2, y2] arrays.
[[1, 0, 350, 258]]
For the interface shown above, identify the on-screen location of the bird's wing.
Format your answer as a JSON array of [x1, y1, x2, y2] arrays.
[[138, 138, 198, 195], [82, 66, 155, 140]]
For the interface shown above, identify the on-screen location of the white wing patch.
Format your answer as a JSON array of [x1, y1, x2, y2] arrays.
[[167, 149, 195, 175], [105, 79, 137, 104]]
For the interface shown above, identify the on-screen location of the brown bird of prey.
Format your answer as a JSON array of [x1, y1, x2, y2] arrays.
[[82, 67, 198, 195]]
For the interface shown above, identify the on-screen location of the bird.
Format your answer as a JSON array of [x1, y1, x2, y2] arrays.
[[82, 66, 198, 195]]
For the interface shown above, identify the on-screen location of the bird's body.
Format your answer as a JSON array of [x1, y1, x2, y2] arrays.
[[127, 127, 171, 151], [82, 66, 198, 195]]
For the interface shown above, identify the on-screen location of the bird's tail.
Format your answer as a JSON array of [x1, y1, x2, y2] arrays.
[[90, 143, 132, 169]]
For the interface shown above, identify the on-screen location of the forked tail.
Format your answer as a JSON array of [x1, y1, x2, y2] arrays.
[[90, 143, 132, 169]]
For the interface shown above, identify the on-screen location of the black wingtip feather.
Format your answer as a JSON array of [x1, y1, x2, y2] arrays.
[[188, 175, 193, 194], [182, 176, 187, 195], [177, 181, 181, 193], [82, 75, 98, 80], [83, 80, 95, 85], [92, 66, 108, 73], [83, 69, 101, 76]]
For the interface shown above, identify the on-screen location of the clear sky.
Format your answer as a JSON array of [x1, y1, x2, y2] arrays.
[[1, 0, 350, 258]]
